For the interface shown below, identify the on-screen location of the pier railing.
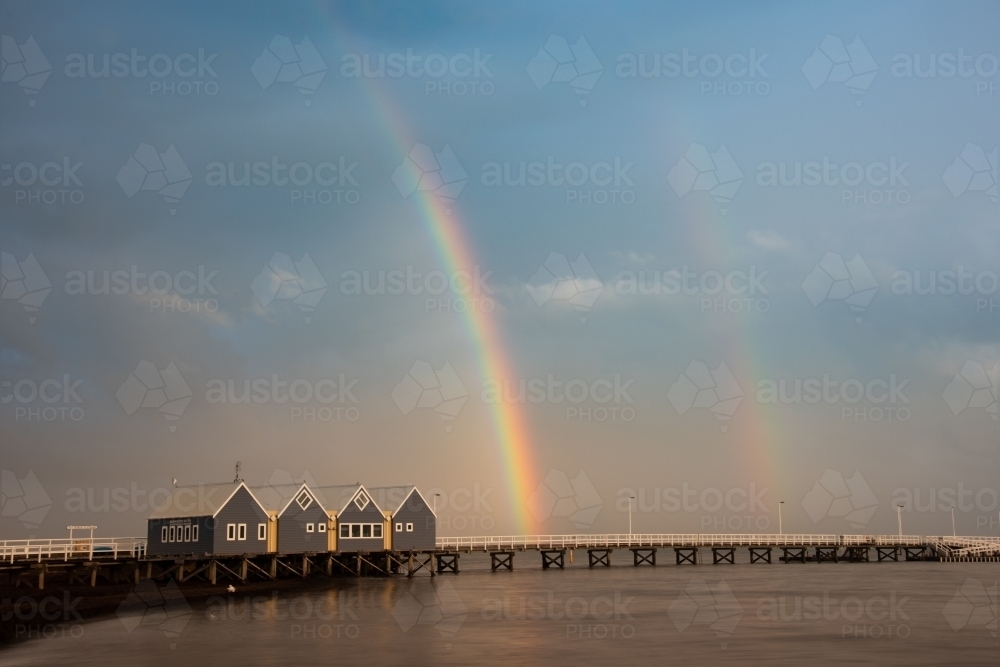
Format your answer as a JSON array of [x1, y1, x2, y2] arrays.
[[432, 533, 912, 551], [0, 537, 147, 563]]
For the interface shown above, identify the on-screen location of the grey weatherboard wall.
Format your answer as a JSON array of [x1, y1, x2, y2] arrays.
[[211, 486, 270, 555], [277, 492, 329, 553], [146, 516, 213, 556], [392, 491, 436, 551], [336, 494, 385, 551]]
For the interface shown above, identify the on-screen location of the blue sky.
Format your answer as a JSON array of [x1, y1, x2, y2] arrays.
[[1, 0, 998, 538]]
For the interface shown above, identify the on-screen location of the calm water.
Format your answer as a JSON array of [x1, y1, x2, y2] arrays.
[[2, 556, 997, 666]]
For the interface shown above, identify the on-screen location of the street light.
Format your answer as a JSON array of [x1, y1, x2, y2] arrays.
[[950, 506, 956, 537], [629, 495, 635, 537], [896, 504, 904, 537], [433, 493, 441, 517], [778, 501, 784, 535]]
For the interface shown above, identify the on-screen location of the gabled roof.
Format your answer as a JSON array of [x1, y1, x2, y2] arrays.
[[312, 484, 382, 515], [251, 482, 327, 516], [367, 486, 436, 517], [148, 481, 266, 519]]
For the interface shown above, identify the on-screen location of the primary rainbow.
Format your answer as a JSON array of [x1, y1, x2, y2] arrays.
[[336, 48, 540, 534]]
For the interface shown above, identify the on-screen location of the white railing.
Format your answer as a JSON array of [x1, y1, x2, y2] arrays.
[[925, 536, 1000, 557], [437, 534, 860, 551], [0, 537, 147, 563]]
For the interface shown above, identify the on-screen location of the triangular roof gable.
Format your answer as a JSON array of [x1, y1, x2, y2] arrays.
[[405, 487, 437, 518], [276, 483, 327, 517], [211, 481, 268, 519], [370, 486, 437, 517], [337, 484, 381, 515]]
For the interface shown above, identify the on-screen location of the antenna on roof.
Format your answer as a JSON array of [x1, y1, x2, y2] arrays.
[[172, 478, 177, 487], [234, 461, 243, 483]]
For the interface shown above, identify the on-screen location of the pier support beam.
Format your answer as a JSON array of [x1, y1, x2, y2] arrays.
[[632, 549, 657, 566], [435, 553, 459, 574], [749, 547, 772, 564], [541, 550, 565, 570], [816, 547, 838, 563], [876, 547, 899, 562], [904, 547, 925, 561], [490, 552, 514, 572], [674, 548, 697, 565], [781, 547, 807, 563], [711, 548, 735, 564], [844, 546, 869, 563], [588, 549, 611, 568]]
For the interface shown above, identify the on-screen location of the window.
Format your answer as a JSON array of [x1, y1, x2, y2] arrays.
[[161, 526, 168, 543], [168, 525, 176, 542], [237, 524, 247, 541], [192, 525, 199, 542], [395, 522, 402, 532], [306, 523, 315, 533], [227, 524, 236, 541], [183, 525, 191, 542], [340, 523, 384, 538], [257, 523, 266, 540], [296, 489, 313, 511], [406, 523, 413, 533], [353, 491, 370, 511], [318, 523, 326, 533]]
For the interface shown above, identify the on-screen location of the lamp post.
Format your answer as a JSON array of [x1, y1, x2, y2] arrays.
[[896, 504, 903, 537], [433, 493, 441, 517], [778, 501, 784, 535], [951, 506, 956, 537], [629, 495, 635, 537]]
